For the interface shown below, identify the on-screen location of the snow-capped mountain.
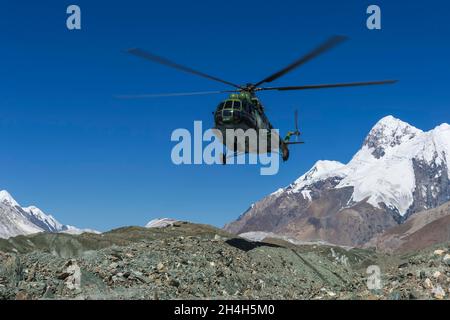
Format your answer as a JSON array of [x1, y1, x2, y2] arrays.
[[0, 190, 94, 239], [336, 116, 450, 219], [225, 116, 450, 246]]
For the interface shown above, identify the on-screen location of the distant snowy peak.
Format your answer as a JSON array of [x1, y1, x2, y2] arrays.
[[363, 116, 422, 159], [0, 190, 20, 207], [0, 190, 96, 239]]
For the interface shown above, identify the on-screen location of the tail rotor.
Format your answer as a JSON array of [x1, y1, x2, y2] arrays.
[[284, 109, 304, 145]]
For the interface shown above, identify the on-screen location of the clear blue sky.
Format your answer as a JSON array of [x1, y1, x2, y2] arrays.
[[1, 0, 449, 231]]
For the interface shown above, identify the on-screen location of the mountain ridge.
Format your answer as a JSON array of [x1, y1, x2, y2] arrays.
[[225, 115, 450, 246], [0, 190, 95, 239]]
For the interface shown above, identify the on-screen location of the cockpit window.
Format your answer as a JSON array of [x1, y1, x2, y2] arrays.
[[233, 101, 241, 110], [223, 110, 232, 117], [217, 102, 225, 111], [224, 101, 233, 109]]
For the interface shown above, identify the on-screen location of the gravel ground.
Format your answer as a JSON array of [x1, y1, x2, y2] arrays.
[[0, 222, 449, 300]]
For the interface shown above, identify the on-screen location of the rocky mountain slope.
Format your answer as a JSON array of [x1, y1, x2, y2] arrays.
[[225, 116, 450, 247], [368, 201, 450, 254], [0, 221, 449, 300], [0, 190, 93, 239]]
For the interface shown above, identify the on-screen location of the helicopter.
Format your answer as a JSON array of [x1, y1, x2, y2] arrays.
[[122, 35, 397, 163]]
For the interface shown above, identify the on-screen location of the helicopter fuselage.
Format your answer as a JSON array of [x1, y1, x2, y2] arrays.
[[213, 92, 289, 160]]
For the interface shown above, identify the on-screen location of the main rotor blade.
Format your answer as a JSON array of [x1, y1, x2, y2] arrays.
[[252, 35, 348, 88], [115, 90, 236, 99], [127, 48, 242, 89], [257, 80, 398, 92]]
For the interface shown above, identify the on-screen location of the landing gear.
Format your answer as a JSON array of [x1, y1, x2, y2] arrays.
[[220, 152, 226, 165]]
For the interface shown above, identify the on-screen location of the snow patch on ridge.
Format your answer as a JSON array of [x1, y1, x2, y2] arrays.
[[270, 188, 284, 197], [145, 218, 178, 228], [239, 231, 273, 242], [301, 190, 312, 201]]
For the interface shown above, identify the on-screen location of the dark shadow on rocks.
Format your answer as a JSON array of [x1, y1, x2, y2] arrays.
[[225, 238, 282, 252]]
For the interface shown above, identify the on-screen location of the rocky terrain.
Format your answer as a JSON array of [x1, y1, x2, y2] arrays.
[[225, 116, 450, 247], [368, 201, 450, 254], [0, 221, 449, 300]]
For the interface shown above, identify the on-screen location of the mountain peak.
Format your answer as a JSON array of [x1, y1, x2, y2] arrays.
[[363, 116, 422, 159], [0, 190, 19, 207], [375, 115, 407, 126], [291, 160, 346, 192]]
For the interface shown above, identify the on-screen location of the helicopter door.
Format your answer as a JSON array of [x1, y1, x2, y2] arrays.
[[254, 111, 263, 129]]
